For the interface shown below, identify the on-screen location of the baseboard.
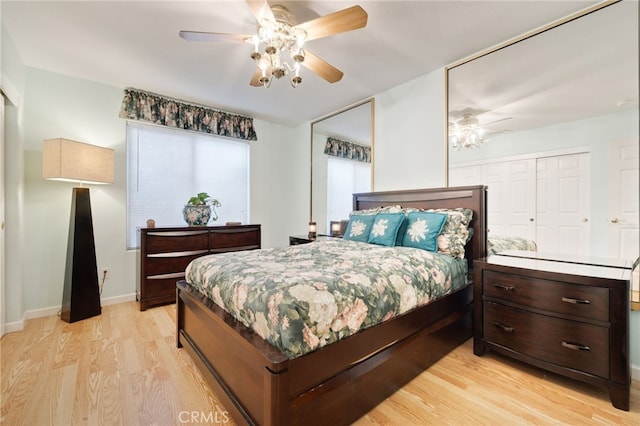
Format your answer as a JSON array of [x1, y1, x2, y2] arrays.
[[3, 293, 137, 333], [633, 364, 640, 381], [101, 292, 137, 307], [4, 316, 26, 334]]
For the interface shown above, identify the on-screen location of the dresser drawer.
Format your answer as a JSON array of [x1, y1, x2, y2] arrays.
[[484, 301, 609, 378], [483, 270, 609, 322], [145, 230, 209, 254], [209, 227, 260, 252], [145, 251, 209, 276], [143, 276, 182, 298]]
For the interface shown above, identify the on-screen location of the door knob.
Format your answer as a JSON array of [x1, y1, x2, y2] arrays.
[[610, 218, 620, 224], [582, 218, 589, 223]]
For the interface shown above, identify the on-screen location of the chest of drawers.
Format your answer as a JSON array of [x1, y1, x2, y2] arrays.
[[138, 225, 261, 311], [473, 251, 635, 411]]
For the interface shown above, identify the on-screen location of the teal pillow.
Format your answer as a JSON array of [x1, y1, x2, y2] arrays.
[[395, 213, 409, 246], [368, 213, 405, 246], [401, 211, 448, 251], [343, 214, 375, 242]]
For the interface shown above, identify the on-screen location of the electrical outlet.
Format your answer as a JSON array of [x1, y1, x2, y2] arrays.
[[101, 268, 110, 279]]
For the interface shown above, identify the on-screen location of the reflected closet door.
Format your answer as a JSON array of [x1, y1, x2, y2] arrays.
[[536, 153, 590, 255]]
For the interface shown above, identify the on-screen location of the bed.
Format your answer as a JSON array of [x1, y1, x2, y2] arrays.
[[176, 185, 487, 425]]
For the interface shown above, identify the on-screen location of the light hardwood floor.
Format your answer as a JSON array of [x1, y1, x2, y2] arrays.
[[1, 301, 638, 425]]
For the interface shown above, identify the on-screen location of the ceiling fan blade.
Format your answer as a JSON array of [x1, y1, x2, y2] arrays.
[[179, 30, 250, 43], [250, 69, 263, 87], [296, 5, 368, 41], [302, 50, 343, 83], [484, 117, 513, 126], [245, 0, 275, 23]]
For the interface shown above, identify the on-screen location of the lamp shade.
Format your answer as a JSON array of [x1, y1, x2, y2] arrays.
[[43, 138, 114, 184]]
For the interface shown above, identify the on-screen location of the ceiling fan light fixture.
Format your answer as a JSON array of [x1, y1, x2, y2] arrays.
[[272, 67, 286, 79], [292, 49, 305, 63], [450, 113, 487, 150], [248, 6, 310, 88]]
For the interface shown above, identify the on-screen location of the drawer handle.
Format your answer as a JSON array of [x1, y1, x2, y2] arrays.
[[493, 284, 515, 291], [562, 341, 591, 351], [492, 322, 514, 332], [561, 297, 591, 305]]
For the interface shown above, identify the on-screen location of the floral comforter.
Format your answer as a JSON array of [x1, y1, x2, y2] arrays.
[[185, 239, 468, 359]]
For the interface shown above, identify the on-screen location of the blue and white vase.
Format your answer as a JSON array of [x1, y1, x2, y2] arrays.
[[182, 205, 212, 226]]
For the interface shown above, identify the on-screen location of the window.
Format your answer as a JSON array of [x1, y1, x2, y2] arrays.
[[126, 123, 249, 248], [326, 156, 370, 226]]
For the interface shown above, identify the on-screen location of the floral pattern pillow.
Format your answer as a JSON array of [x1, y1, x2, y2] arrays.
[[488, 235, 537, 255], [349, 205, 403, 217]]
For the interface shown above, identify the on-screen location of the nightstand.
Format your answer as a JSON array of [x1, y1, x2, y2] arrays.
[[289, 235, 340, 245], [473, 250, 636, 411]]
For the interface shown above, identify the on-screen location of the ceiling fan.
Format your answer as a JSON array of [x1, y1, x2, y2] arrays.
[[179, 1, 368, 88], [449, 113, 512, 150]]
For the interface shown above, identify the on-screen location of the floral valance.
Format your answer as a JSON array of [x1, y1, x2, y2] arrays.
[[119, 88, 257, 141], [324, 137, 371, 163]]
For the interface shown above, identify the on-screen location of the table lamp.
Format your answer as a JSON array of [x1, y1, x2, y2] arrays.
[[42, 138, 114, 323]]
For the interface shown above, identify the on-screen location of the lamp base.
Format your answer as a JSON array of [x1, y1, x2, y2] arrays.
[[60, 187, 101, 323]]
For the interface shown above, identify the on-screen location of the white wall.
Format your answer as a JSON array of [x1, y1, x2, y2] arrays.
[[1, 24, 26, 328], [21, 68, 126, 312], [374, 69, 447, 191], [250, 119, 309, 248]]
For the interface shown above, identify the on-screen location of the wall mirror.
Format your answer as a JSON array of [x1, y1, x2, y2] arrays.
[[446, 0, 639, 307], [311, 99, 374, 235]]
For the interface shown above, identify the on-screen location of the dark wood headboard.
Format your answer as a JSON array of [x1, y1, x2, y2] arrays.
[[352, 185, 487, 263]]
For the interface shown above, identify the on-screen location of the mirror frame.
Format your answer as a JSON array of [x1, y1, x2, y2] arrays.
[[310, 98, 375, 224]]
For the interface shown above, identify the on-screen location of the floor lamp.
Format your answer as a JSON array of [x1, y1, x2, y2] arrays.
[[42, 138, 114, 323]]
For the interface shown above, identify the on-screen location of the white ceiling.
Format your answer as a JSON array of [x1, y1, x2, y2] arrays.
[[2, 0, 604, 127]]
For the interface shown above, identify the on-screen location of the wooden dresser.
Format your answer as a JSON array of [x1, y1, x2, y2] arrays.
[[138, 225, 261, 311], [473, 251, 636, 411]]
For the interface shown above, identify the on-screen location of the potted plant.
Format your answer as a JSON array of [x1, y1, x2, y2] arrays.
[[182, 192, 221, 226]]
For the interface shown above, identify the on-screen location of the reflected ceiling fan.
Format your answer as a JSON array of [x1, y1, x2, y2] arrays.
[[449, 113, 512, 150], [179, 1, 368, 88]]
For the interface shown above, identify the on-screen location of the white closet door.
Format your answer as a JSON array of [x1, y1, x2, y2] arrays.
[[450, 160, 535, 238], [480, 162, 510, 236], [502, 159, 536, 240], [536, 153, 590, 255], [607, 138, 639, 261], [449, 163, 508, 233]]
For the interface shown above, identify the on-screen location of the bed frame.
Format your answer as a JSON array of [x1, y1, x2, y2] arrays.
[[176, 185, 487, 425]]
